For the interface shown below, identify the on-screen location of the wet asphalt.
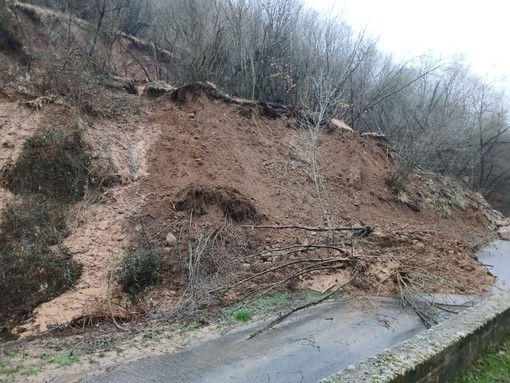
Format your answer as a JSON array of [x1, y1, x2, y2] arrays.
[[80, 240, 509, 383], [477, 239, 510, 291]]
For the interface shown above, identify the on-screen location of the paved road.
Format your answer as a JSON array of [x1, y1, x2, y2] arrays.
[[79, 240, 509, 383], [478, 239, 510, 291], [82, 297, 425, 383]]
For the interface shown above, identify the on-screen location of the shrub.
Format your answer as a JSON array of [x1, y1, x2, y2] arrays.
[[0, 197, 81, 324], [387, 158, 419, 194], [0, 242, 82, 313], [1, 196, 68, 245], [119, 248, 160, 299], [4, 127, 90, 202], [0, 126, 89, 335]]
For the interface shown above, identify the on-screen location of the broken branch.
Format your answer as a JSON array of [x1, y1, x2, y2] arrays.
[[242, 224, 370, 232], [248, 273, 357, 339]]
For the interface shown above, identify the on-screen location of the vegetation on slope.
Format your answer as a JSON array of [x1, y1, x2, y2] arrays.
[[0, 127, 89, 333]]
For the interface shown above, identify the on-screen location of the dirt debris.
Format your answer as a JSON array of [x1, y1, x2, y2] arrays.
[[0, 81, 501, 339]]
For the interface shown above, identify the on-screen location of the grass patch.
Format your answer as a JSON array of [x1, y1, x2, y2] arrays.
[[450, 332, 510, 382], [0, 360, 39, 377], [232, 308, 252, 322], [224, 290, 343, 326], [52, 350, 80, 368], [0, 348, 44, 381]]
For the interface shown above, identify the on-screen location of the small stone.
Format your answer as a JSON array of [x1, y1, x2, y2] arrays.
[[499, 226, 510, 240], [98, 221, 110, 231], [166, 232, 177, 245]]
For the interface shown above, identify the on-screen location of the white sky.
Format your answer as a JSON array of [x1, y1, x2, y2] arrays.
[[305, 0, 510, 93]]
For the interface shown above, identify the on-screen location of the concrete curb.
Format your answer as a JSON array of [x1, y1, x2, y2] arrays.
[[318, 291, 510, 383]]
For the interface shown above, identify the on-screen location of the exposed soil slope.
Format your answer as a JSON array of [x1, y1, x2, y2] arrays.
[[0, 80, 500, 337], [135, 86, 497, 307], [0, 3, 504, 338]]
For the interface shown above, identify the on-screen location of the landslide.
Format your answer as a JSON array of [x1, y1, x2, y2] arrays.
[[135, 84, 498, 311], [0, 2, 503, 340], [0, 81, 501, 338]]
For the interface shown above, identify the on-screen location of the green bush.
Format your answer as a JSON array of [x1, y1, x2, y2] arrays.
[[0, 197, 81, 324], [4, 127, 90, 202], [0, 242, 82, 312], [120, 248, 160, 298]]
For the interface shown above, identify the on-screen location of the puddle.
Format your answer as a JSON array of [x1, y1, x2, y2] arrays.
[[477, 240, 510, 291]]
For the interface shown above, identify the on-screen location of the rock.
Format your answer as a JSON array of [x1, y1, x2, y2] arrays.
[[499, 226, 510, 241], [166, 232, 177, 245], [98, 221, 110, 231], [329, 118, 354, 132], [496, 219, 510, 228]]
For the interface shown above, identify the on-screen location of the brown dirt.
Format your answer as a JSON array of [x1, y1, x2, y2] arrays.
[[0, 80, 499, 340], [0, 4, 500, 338], [133, 85, 496, 311]]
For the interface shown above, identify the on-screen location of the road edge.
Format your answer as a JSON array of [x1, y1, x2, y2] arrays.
[[318, 290, 510, 383]]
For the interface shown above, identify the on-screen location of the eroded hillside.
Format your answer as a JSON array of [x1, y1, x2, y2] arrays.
[[0, 79, 503, 338], [0, 2, 507, 344]]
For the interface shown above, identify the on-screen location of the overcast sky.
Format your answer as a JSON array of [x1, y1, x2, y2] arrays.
[[305, 0, 510, 93]]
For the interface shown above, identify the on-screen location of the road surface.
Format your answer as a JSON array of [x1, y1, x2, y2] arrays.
[[79, 240, 509, 383]]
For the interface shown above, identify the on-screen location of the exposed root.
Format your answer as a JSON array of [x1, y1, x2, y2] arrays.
[[174, 185, 259, 223], [170, 82, 294, 120]]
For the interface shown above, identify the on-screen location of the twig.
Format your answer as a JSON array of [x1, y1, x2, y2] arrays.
[[228, 243, 351, 266], [462, 192, 494, 211], [209, 256, 348, 293], [397, 273, 437, 328], [107, 267, 128, 332], [139, 217, 151, 251], [248, 274, 356, 339], [242, 224, 368, 232]]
